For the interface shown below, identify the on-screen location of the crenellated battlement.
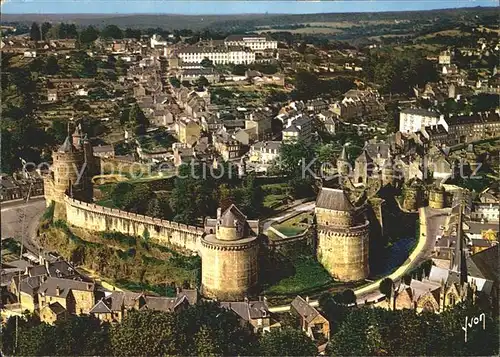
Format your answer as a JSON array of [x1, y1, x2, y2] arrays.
[[63, 195, 203, 253], [64, 196, 205, 235]]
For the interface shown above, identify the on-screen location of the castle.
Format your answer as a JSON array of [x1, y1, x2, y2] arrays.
[[44, 125, 261, 300], [44, 125, 381, 299]]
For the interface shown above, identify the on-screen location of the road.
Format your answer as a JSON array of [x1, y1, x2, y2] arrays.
[[269, 206, 451, 312], [262, 201, 316, 231], [1, 196, 46, 253]]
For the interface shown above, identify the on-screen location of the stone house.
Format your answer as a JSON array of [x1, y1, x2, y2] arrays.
[[178, 118, 202, 147], [40, 302, 68, 325], [213, 130, 242, 161], [38, 277, 96, 315], [245, 109, 273, 141], [290, 296, 330, 341], [220, 298, 273, 333], [249, 141, 281, 165]]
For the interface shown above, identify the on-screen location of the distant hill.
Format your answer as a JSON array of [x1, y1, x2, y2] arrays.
[[1, 6, 497, 31]]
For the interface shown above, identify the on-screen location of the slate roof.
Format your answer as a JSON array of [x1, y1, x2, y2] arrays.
[[365, 143, 391, 160], [220, 204, 247, 228], [58, 136, 76, 153], [220, 300, 270, 321], [316, 187, 354, 212], [47, 302, 66, 315], [466, 245, 498, 282], [401, 108, 440, 117], [89, 299, 112, 314], [291, 296, 321, 324], [356, 150, 373, 163], [39, 277, 94, 298], [141, 295, 188, 312], [177, 289, 198, 305], [14, 275, 44, 296]]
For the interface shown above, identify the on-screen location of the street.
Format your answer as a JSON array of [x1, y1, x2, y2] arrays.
[[262, 201, 316, 231], [1, 196, 46, 253]]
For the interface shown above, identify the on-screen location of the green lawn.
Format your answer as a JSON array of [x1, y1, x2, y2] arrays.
[[272, 212, 313, 237], [263, 255, 333, 296], [263, 194, 288, 209]]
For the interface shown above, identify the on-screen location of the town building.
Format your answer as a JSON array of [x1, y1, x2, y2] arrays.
[[224, 34, 277, 54], [177, 118, 202, 147], [399, 108, 445, 133], [175, 45, 255, 65], [221, 298, 273, 333], [290, 295, 330, 341], [249, 141, 281, 165]]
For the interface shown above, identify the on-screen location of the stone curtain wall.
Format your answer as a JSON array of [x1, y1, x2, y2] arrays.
[[64, 196, 203, 253]]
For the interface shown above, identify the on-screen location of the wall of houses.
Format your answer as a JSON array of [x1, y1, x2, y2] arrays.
[[64, 196, 203, 253]]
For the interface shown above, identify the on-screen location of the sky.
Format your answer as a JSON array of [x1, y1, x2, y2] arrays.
[[1, 0, 497, 15]]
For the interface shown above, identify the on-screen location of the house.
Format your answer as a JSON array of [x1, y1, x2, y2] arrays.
[[47, 88, 58, 102], [178, 118, 201, 147], [220, 298, 273, 333], [213, 130, 241, 161], [38, 277, 96, 315], [290, 296, 330, 341], [249, 141, 281, 164], [40, 302, 68, 325], [92, 145, 115, 158], [245, 108, 273, 141], [282, 116, 313, 143], [90, 291, 145, 323], [399, 108, 445, 133], [438, 50, 452, 65]]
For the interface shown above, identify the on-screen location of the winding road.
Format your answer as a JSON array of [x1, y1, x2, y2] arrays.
[[1, 196, 46, 254], [269, 206, 451, 312]]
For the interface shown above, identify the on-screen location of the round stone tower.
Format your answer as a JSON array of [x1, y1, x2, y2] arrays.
[[315, 187, 370, 281], [44, 124, 93, 207], [51, 136, 86, 202], [201, 204, 259, 300], [402, 177, 424, 211], [429, 184, 446, 209]]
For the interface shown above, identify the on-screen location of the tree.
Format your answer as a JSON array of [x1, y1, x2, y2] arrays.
[[101, 25, 123, 39], [30, 22, 41, 41], [124, 28, 141, 40], [41, 22, 52, 40], [111, 310, 178, 356], [45, 55, 60, 75], [196, 75, 210, 89], [232, 64, 248, 76], [259, 328, 317, 356], [200, 57, 213, 68], [80, 26, 99, 45], [128, 103, 149, 134], [379, 277, 394, 299]]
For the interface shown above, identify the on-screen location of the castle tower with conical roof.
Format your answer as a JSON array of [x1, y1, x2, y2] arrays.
[[43, 123, 93, 208], [201, 204, 260, 300], [315, 187, 370, 281]]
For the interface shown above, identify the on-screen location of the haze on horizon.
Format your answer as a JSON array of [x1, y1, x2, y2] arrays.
[[1, 0, 497, 15]]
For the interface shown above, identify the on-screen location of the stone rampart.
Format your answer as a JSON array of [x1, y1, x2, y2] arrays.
[[64, 195, 203, 253]]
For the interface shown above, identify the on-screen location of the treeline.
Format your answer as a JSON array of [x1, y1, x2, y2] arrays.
[[2, 299, 497, 356], [1, 303, 317, 356], [363, 50, 439, 95]]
